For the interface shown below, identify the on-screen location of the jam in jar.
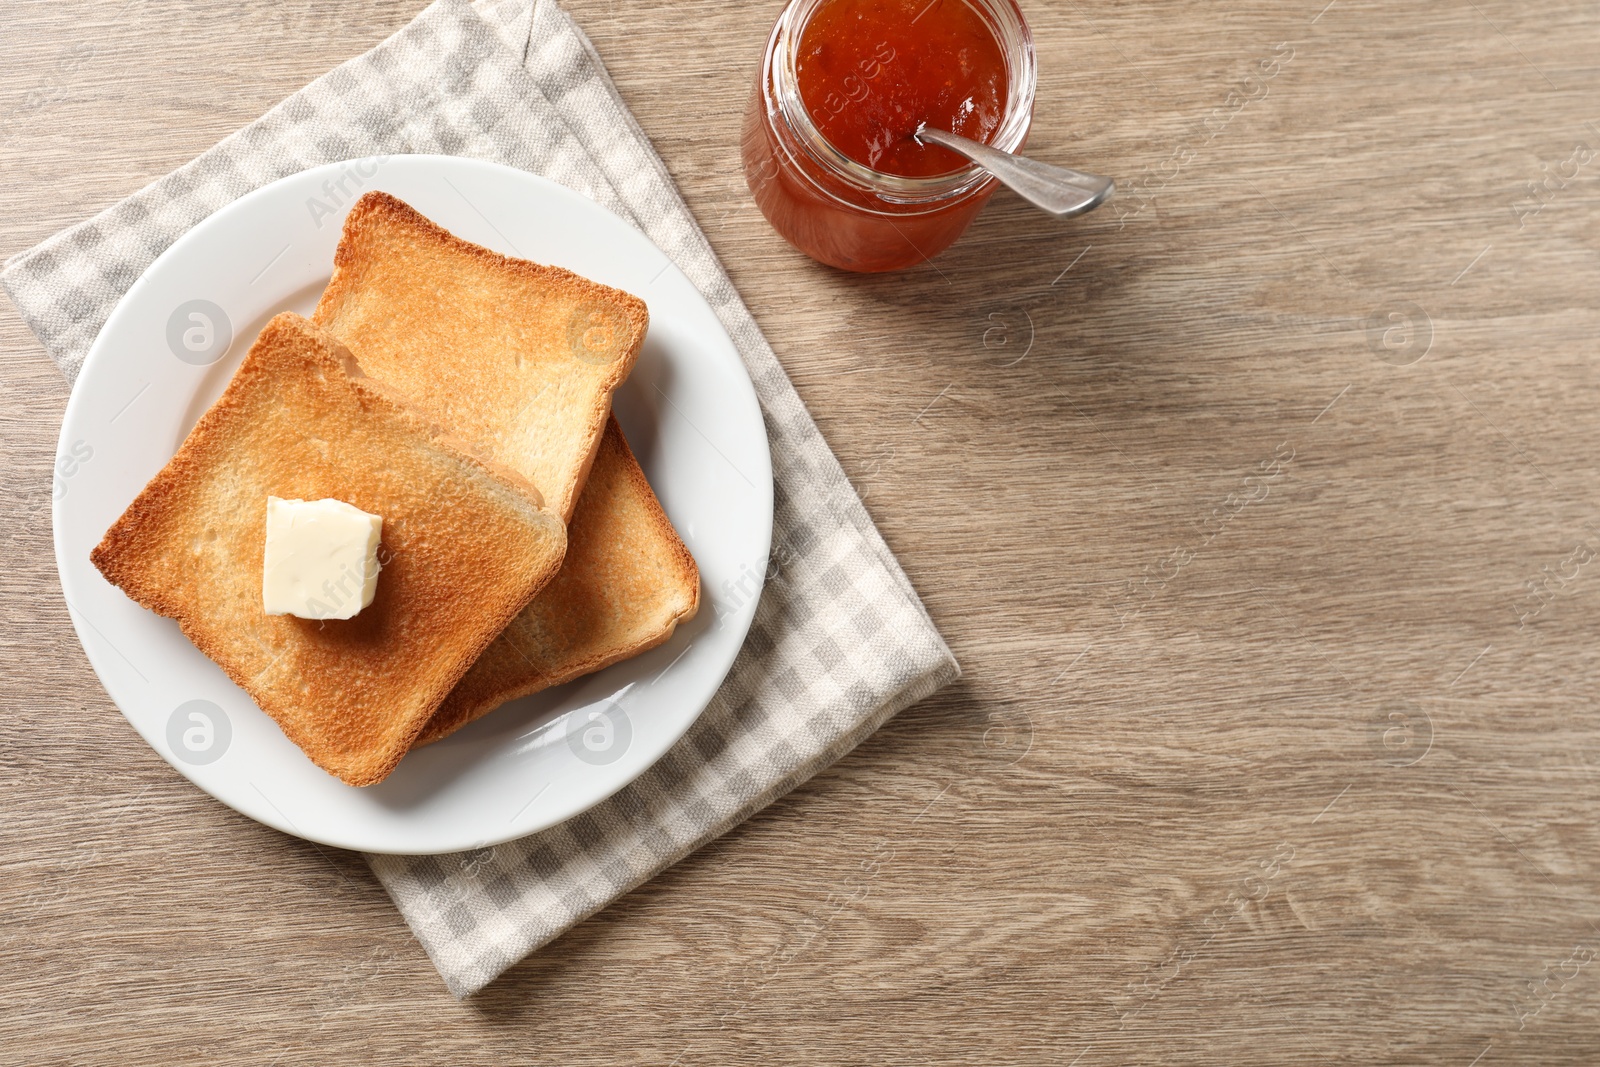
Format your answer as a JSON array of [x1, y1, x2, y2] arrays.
[[743, 0, 1036, 272]]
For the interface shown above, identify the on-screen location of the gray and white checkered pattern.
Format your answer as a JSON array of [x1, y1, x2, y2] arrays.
[[2, 0, 956, 996]]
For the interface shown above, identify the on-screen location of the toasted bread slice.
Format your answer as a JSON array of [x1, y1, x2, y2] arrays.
[[312, 191, 648, 522], [416, 416, 699, 745], [90, 313, 567, 786]]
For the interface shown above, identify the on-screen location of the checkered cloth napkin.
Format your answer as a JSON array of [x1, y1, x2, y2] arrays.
[[2, 0, 956, 996]]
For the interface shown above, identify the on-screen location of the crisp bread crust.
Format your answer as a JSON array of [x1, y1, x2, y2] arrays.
[[89, 313, 568, 786], [312, 190, 648, 522], [414, 416, 700, 745]]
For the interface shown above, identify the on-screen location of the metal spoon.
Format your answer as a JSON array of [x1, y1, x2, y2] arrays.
[[915, 126, 1115, 219]]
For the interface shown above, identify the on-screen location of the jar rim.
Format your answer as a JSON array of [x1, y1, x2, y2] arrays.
[[764, 0, 1037, 207]]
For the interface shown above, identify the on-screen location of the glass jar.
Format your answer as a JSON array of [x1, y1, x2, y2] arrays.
[[741, 0, 1036, 273]]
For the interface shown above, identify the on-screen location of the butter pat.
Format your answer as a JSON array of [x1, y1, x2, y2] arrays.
[[262, 497, 383, 620]]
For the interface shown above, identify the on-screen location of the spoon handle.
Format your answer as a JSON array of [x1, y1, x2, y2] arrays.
[[917, 127, 1115, 219]]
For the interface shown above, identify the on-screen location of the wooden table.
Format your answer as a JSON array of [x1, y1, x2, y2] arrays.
[[4, 1, 1598, 1062]]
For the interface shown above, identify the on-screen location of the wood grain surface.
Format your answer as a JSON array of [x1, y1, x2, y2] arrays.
[[4, 0, 1599, 1063]]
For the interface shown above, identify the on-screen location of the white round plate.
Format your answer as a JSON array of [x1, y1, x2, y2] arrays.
[[53, 156, 771, 854]]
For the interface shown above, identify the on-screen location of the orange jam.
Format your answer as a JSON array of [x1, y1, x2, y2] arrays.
[[743, 0, 1034, 272], [795, 0, 1010, 178]]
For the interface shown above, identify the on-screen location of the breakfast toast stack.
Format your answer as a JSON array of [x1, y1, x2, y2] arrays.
[[92, 191, 700, 785]]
